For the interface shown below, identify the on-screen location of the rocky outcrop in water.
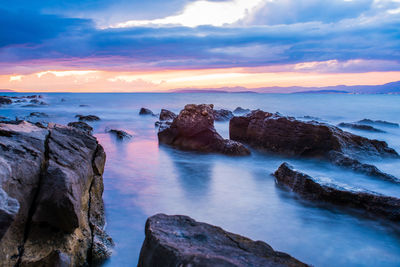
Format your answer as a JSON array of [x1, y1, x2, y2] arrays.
[[338, 122, 385, 133], [233, 107, 250, 114], [139, 108, 156, 116], [274, 163, 400, 222], [357, 119, 399, 128], [68, 121, 93, 134], [213, 109, 234, 121], [107, 129, 132, 140], [29, 112, 49, 118], [0, 121, 112, 266], [76, 114, 101, 122], [0, 96, 12, 105], [158, 104, 250, 156], [138, 214, 309, 267], [159, 109, 177, 121]]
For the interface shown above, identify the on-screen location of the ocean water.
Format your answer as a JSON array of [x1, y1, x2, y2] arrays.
[[1, 93, 400, 266]]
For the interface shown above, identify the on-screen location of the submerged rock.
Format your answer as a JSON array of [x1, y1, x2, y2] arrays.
[[158, 104, 250, 156], [139, 108, 156, 116], [138, 214, 309, 267], [0, 121, 112, 266], [213, 109, 234, 121], [29, 112, 49, 118], [107, 129, 132, 140], [75, 114, 101, 122], [338, 122, 385, 133], [0, 96, 12, 105], [233, 107, 250, 114], [274, 163, 400, 222], [159, 109, 177, 121], [357, 119, 399, 128], [67, 121, 93, 134]]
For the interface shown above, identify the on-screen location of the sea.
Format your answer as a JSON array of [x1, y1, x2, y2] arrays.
[[1, 93, 400, 266]]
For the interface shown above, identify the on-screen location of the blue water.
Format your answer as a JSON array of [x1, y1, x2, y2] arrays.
[[1, 93, 400, 266]]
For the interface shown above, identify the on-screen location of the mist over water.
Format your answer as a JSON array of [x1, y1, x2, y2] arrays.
[[2, 93, 400, 266]]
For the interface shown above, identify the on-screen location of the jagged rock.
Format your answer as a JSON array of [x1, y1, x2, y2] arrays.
[[0, 96, 12, 105], [338, 123, 385, 133], [233, 107, 250, 114], [139, 108, 155, 116], [357, 119, 399, 128], [75, 114, 100, 122], [29, 112, 49, 118], [67, 121, 93, 134], [213, 109, 234, 121], [158, 104, 250, 156], [138, 214, 309, 267], [0, 188, 19, 239], [159, 109, 177, 121], [0, 121, 112, 266], [107, 129, 132, 140], [274, 163, 400, 222]]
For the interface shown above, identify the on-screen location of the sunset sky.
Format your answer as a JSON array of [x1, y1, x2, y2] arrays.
[[1, 0, 400, 92]]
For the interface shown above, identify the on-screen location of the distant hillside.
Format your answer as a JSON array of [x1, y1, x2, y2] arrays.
[[170, 81, 400, 94], [0, 89, 15, 92]]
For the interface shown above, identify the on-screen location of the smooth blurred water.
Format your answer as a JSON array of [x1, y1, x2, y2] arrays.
[[1, 93, 400, 266]]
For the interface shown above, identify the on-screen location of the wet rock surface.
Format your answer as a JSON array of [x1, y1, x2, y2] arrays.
[[159, 109, 177, 121], [158, 104, 250, 156], [274, 163, 400, 222], [75, 114, 101, 122], [0, 96, 12, 105], [233, 107, 250, 114], [0, 121, 112, 266], [213, 109, 234, 121], [139, 108, 156, 116], [338, 122, 385, 133], [29, 112, 49, 118], [357, 119, 399, 128], [138, 214, 309, 267], [107, 129, 132, 140], [67, 121, 93, 134]]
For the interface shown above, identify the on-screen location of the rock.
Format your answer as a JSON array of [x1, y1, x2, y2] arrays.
[[79, 104, 89, 107], [0, 121, 112, 266], [233, 107, 250, 114], [158, 104, 250, 156], [67, 121, 93, 134], [213, 109, 234, 121], [274, 163, 400, 222], [139, 108, 155, 116], [61, 98, 66, 102], [29, 112, 49, 118], [75, 114, 100, 122], [357, 119, 399, 128], [230, 110, 398, 158], [159, 109, 177, 121], [30, 99, 40, 104], [327, 151, 399, 183], [107, 129, 132, 140], [0, 96, 12, 105], [0, 188, 19, 239], [155, 121, 172, 131], [338, 122, 385, 133], [139, 214, 308, 267]]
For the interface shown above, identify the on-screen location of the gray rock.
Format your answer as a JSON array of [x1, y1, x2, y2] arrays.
[[107, 129, 132, 140], [139, 108, 155, 116], [233, 107, 250, 114], [0, 121, 112, 266], [338, 122, 385, 133], [139, 214, 309, 267], [67, 121, 93, 134], [213, 109, 234, 121], [357, 119, 399, 128], [75, 114, 100, 122], [159, 109, 177, 121]]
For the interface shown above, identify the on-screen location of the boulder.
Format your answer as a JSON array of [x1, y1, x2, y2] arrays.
[[75, 114, 101, 122], [158, 104, 250, 156], [138, 214, 309, 267], [0, 96, 12, 105], [338, 123, 385, 133], [357, 119, 399, 128], [67, 121, 93, 134], [233, 107, 250, 114], [274, 163, 400, 222], [213, 109, 234, 122], [139, 108, 155, 116], [107, 129, 132, 140], [159, 109, 177, 121], [0, 121, 112, 266], [29, 112, 49, 118]]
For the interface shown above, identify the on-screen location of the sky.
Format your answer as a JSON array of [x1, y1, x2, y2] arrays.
[[1, 0, 400, 92]]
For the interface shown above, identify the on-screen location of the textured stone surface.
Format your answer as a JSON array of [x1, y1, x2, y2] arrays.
[[0, 121, 112, 266], [158, 104, 250, 156], [274, 163, 400, 222], [139, 214, 309, 267], [213, 109, 234, 121], [159, 109, 177, 121]]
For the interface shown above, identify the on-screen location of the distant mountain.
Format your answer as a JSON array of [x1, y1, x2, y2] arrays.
[[169, 81, 400, 94], [0, 89, 15, 92]]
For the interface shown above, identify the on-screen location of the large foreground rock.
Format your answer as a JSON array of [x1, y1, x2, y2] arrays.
[[158, 104, 250, 156], [0, 121, 112, 266], [138, 214, 308, 267], [274, 163, 400, 222]]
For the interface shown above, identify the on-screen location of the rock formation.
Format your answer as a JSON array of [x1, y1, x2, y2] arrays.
[[158, 104, 250, 156], [357, 119, 399, 128], [75, 115, 101, 122], [138, 214, 309, 267], [213, 109, 234, 121], [68, 121, 94, 135], [159, 109, 177, 121], [274, 163, 400, 222], [233, 107, 250, 114], [338, 122, 385, 133], [107, 129, 132, 140], [139, 108, 156, 116], [0, 121, 112, 266]]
